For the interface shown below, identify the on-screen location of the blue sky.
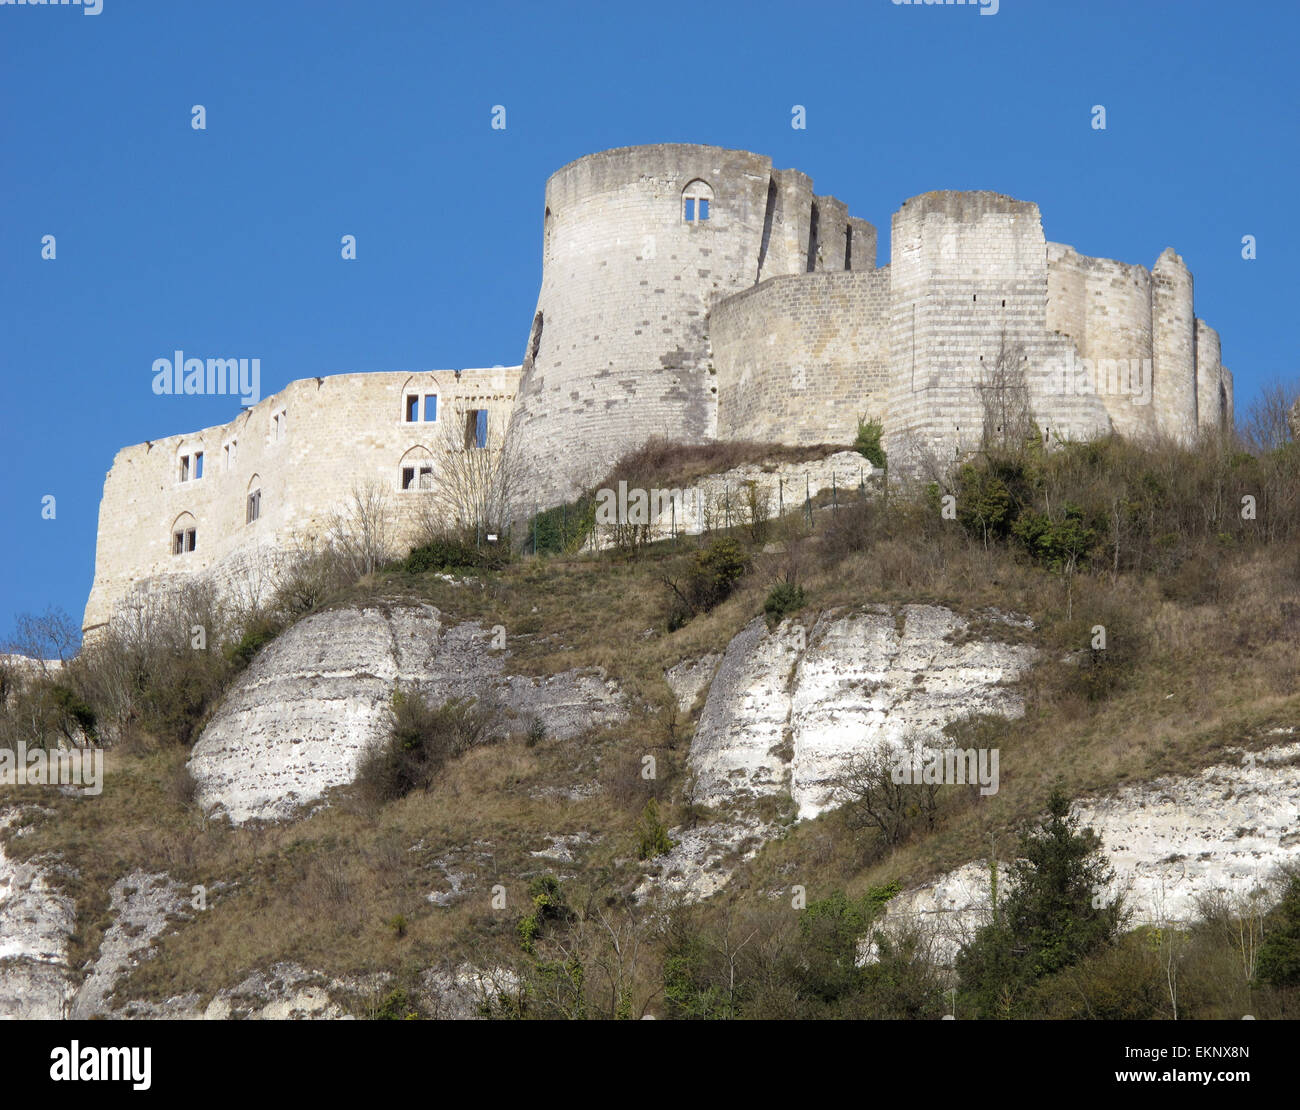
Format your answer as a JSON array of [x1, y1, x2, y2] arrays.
[[1, 0, 1296, 641]]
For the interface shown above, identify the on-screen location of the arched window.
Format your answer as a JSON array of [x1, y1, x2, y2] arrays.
[[400, 375, 439, 423], [246, 474, 262, 524], [682, 179, 714, 224], [399, 445, 435, 491], [170, 511, 197, 555]]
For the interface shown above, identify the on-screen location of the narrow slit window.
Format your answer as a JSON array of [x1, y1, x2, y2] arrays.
[[246, 489, 261, 523], [179, 455, 190, 482], [194, 451, 203, 479]]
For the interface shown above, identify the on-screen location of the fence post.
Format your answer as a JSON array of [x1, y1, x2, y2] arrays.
[[779, 476, 784, 518], [533, 502, 538, 556], [832, 473, 838, 516], [805, 474, 812, 528], [725, 483, 730, 530]]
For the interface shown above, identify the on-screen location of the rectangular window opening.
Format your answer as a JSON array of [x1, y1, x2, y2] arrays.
[[683, 197, 695, 222], [246, 489, 261, 523], [402, 466, 416, 490], [698, 198, 709, 221], [194, 451, 203, 479], [405, 395, 419, 422], [424, 394, 437, 422], [464, 409, 488, 449], [179, 455, 190, 482]]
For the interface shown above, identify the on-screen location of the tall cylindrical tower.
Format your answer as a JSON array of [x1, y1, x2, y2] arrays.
[[508, 145, 779, 508]]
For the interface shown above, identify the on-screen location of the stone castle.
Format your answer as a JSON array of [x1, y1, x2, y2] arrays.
[[83, 142, 1233, 634]]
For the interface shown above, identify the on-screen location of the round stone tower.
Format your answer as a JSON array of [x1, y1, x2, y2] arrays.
[[508, 144, 784, 509]]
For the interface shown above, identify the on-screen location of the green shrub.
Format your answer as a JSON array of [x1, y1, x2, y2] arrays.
[[956, 787, 1124, 1017], [517, 874, 572, 955], [764, 582, 805, 627], [355, 693, 498, 804], [224, 615, 281, 670], [49, 683, 97, 742], [636, 798, 675, 860], [404, 535, 506, 573], [853, 418, 887, 470], [665, 537, 751, 628], [1257, 874, 1300, 988]]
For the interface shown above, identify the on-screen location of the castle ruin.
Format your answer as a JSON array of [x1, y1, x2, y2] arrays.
[[84, 143, 1232, 634]]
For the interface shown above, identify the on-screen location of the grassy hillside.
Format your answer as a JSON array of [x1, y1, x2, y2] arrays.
[[3, 431, 1299, 1018]]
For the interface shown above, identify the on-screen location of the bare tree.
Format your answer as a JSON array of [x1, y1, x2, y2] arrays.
[[977, 334, 1036, 454], [3, 608, 80, 673], [841, 737, 942, 850], [425, 405, 524, 543], [1241, 377, 1300, 454], [326, 481, 396, 579]]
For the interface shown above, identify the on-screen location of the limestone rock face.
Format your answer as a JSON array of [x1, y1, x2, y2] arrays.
[[0, 808, 76, 1020], [1289, 397, 1300, 442], [71, 871, 190, 1019], [871, 738, 1300, 964], [640, 604, 1036, 901], [690, 605, 1037, 819], [188, 603, 626, 825]]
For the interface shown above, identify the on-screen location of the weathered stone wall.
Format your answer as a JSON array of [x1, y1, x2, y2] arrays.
[[506, 144, 874, 507], [1196, 318, 1226, 431], [1046, 243, 1158, 440], [1152, 248, 1198, 440], [83, 368, 519, 633], [711, 270, 890, 444], [883, 191, 1111, 467]]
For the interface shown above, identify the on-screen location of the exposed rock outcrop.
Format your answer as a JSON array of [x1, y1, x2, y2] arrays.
[[870, 737, 1300, 964], [641, 605, 1036, 900], [189, 603, 626, 824], [691, 605, 1036, 819], [0, 808, 75, 1020]]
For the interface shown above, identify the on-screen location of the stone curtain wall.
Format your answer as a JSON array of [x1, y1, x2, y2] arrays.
[[711, 269, 890, 445], [507, 144, 875, 508], [83, 369, 519, 633]]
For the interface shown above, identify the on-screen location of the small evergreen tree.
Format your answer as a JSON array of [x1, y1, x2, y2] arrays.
[[1256, 873, 1300, 988], [956, 787, 1125, 1016]]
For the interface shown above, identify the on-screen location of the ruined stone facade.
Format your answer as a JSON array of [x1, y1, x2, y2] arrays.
[[86, 143, 1234, 632], [83, 370, 518, 634]]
